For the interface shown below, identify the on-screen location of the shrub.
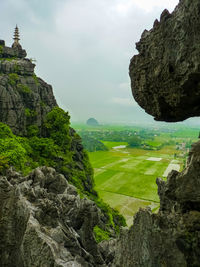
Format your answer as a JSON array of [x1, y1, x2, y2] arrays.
[[17, 84, 31, 94], [0, 138, 28, 171], [25, 108, 37, 118], [93, 225, 110, 243], [44, 107, 71, 150], [32, 74, 39, 85], [8, 73, 19, 86], [0, 156, 9, 174], [27, 125, 39, 137], [0, 123, 14, 138]]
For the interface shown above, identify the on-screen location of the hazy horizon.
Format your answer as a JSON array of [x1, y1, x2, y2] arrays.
[[1, 0, 199, 127]]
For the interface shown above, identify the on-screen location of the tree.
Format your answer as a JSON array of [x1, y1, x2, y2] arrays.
[[128, 136, 141, 147]]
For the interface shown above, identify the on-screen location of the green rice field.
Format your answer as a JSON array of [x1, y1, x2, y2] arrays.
[[89, 142, 184, 226]]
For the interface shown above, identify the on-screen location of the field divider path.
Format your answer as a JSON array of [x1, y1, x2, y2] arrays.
[[97, 189, 160, 203]]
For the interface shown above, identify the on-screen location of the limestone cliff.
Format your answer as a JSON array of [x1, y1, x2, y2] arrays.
[[129, 0, 200, 122], [0, 39, 57, 135], [0, 35, 125, 267]]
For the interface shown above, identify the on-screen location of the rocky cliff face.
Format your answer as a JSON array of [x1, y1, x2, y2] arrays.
[[0, 39, 125, 266], [129, 0, 200, 122], [0, 167, 106, 267], [0, 40, 57, 135]]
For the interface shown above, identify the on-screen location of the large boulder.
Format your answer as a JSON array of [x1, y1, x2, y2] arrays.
[[129, 0, 200, 122]]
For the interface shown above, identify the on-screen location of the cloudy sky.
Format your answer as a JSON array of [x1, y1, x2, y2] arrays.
[[1, 0, 193, 125]]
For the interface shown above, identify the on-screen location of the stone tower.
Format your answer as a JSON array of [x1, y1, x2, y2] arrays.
[[12, 25, 22, 49]]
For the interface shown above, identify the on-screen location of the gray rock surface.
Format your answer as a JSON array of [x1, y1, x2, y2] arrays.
[[0, 167, 107, 267], [0, 42, 57, 135], [0, 41, 26, 58], [129, 0, 200, 122]]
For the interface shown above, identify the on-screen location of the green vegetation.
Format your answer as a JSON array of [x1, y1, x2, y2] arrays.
[[88, 143, 187, 225], [79, 134, 108, 152], [72, 123, 199, 226], [0, 156, 9, 173], [0, 108, 126, 237], [128, 136, 141, 148], [0, 57, 17, 61], [93, 225, 110, 243], [40, 100, 47, 108], [8, 73, 19, 85], [32, 74, 39, 85], [25, 108, 37, 118], [14, 63, 20, 72], [17, 84, 31, 94], [0, 45, 3, 56]]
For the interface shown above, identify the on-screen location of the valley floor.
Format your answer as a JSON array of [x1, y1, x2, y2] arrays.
[[89, 142, 184, 226]]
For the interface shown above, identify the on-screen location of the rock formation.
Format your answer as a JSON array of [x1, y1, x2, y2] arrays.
[[105, 0, 200, 265], [0, 29, 125, 267], [0, 38, 57, 135], [86, 118, 99, 126], [129, 0, 200, 122], [1, 0, 200, 264], [0, 167, 106, 266]]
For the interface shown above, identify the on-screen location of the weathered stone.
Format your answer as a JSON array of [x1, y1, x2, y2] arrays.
[[0, 73, 57, 135], [0, 167, 107, 267], [0, 59, 35, 75], [129, 0, 200, 122], [0, 40, 5, 46], [0, 41, 57, 135], [0, 44, 27, 58]]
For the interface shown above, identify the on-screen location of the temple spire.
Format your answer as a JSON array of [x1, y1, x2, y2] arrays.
[[12, 25, 21, 48]]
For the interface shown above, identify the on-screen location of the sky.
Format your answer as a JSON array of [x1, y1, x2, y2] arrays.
[[1, 0, 198, 126]]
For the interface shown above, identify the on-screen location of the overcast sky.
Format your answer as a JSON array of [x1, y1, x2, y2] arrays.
[[2, 0, 197, 126]]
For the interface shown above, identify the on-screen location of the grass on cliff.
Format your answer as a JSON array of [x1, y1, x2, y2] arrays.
[[0, 107, 126, 237]]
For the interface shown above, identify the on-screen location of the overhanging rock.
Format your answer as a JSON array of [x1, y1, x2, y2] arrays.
[[129, 0, 200, 122]]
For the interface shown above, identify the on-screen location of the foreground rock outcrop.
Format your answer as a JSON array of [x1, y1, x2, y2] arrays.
[[0, 39, 57, 135], [0, 167, 107, 267], [129, 0, 200, 122]]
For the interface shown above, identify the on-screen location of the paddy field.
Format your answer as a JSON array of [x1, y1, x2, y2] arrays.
[[88, 141, 184, 226]]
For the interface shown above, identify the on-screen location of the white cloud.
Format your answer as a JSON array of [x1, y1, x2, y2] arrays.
[[115, 0, 179, 14], [111, 97, 137, 106], [0, 0, 180, 124]]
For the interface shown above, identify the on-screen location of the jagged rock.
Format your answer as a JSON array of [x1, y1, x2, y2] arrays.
[[0, 167, 107, 267], [0, 59, 35, 75], [0, 41, 57, 135], [0, 41, 26, 58], [129, 0, 200, 122]]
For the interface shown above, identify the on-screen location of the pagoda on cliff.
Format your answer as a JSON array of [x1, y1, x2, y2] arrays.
[[12, 25, 22, 49]]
